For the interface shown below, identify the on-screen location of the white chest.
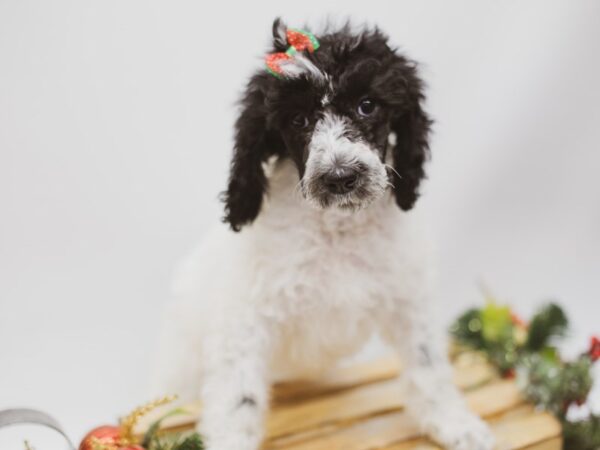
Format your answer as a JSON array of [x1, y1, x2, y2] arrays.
[[244, 178, 422, 376]]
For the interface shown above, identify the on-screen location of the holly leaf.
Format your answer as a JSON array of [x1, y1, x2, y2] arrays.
[[526, 303, 568, 351]]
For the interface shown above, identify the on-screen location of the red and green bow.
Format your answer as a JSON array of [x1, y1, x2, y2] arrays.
[[265, 28, 320, 78]]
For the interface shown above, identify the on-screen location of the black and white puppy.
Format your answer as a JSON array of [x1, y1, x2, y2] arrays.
[[153, 19, 495, 450]]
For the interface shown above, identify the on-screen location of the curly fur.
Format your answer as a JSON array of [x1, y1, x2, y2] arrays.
[[153, 19, 494, 450]]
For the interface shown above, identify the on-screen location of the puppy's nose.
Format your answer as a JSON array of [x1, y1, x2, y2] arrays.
[[324, 168, 359, 194]]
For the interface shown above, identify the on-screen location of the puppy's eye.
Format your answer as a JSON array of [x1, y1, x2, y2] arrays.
[[291, 114, 309, 129], [357, 99, 377, 117]]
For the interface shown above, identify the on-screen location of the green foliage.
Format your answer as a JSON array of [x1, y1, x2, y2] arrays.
[[518, 353, 593, 418], [452, 302, 570, 374], [480, 303, 512, 342], [563, 415, 600, 450], [451, 303, 520, 373], [142, 407, 203, 450], [526, 303, 568, 352], [450, 308, 485, 348], [148, 433, 204, 450], [142, 408, 188, 448], [451, 300, 598, 450]]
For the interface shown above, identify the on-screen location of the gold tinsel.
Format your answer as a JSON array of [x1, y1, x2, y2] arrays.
[[84, 395, 178, 450], [89, 437, 119, 450], [119, 395, 178, 445]]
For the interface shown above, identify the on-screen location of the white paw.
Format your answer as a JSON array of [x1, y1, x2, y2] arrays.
[[200, 425, 261, 450], [426, 412, 495, 450], [203, 435, 259, 450]]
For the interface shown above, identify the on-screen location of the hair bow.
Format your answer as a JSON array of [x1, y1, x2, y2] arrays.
[[265, 28, 320, 78]]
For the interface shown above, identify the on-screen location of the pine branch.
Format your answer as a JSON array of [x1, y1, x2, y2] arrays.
[[148, 433, 204, 450], [563, 414, 600, 450], [526, 303, 568, 351]]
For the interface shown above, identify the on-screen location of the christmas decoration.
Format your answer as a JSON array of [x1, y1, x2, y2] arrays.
[[78, 396, 195, 450], [79, 426, 121, 450], [141, 407, 203, 450], [590, 336, 600, 362], [563, 414, 600, 450], [143, 432, 203, 450], [265, 28, 320, 78], [2, 299, 597, 450], [451, 300, 599, 449]]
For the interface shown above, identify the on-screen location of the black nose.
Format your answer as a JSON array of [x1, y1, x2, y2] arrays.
[[324, 168, 359, 194]]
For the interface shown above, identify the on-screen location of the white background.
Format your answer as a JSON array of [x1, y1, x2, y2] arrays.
[[1, 0, 599, 447]]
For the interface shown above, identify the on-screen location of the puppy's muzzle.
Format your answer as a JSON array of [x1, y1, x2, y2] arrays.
[[323, 167, 359, 195]]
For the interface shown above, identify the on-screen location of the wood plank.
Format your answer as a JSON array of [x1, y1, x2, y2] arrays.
[[382, 438, 562, 450], [384, 413, 574, 450], [268, 379, 521, 441], [276, 351, 493, 402], [134, 353, 562, 450], [136, 354, 495, 435], [272, 356, 401, 404], [492, 413, 562, 449], [521, 437, 562, 450], [276, 411, 560, 450], [266, 409, 417, 450], [265, 379, 524, 448]]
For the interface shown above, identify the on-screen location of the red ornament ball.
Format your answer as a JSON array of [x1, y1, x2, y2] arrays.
[[79, 425, 121, 450], [589, 336, 600, 362]]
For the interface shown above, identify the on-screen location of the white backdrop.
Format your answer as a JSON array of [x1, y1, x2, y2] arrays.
[[1, 0, 599, 447]]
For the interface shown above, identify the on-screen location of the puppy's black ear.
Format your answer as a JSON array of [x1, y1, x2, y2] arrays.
[[222, 74, 281, 232], [272, 17, 289, 51], [388, 56, 432, 211]]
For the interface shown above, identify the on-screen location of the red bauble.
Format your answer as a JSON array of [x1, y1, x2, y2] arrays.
[[589, 336, 600, 362], [79, 425, 121, 450]]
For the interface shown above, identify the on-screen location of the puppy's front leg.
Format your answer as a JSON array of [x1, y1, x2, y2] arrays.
[[383, 303, 495, 450], [200, 310, 271, 450]]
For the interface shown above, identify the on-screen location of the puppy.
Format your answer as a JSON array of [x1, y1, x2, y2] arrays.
[[153, 19, 495, 450]]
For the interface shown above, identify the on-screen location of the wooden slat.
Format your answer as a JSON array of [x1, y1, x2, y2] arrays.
[[271, 410, 560, 450], [268, 377, 404, 439], [267, 410, 417, 450], [494, 413, 562, 449], [384, 437, 562, 450], [385, 413, 562, 450], [268, 378, 519, 441], [134, 357, 402, 435], [266, 379, 523, 448], [274, 350, 492, 402], [136, 354, 495, 435], [134, 352, 562, 450], [273, 356, 400, 403], [521, 438, 562, 450]]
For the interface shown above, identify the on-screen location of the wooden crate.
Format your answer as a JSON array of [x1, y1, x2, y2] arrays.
[[138, 351, 562, 449]]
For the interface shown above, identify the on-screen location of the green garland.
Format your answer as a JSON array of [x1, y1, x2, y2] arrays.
[[142, 408, 204, 450], [451, 301, 600, 449]]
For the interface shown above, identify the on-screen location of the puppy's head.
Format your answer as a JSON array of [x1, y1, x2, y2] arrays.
[[223, 19, 432, 231]]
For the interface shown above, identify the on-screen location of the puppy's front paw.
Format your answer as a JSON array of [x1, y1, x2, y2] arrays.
[[203, 435, 259, 450], [426, 412, 495, 450]]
